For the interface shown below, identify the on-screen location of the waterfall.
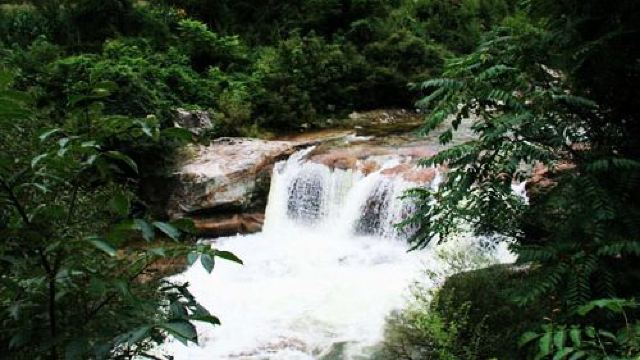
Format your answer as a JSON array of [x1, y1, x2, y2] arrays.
[[163, 147, 515, 360], [263, 147, 427, 241]]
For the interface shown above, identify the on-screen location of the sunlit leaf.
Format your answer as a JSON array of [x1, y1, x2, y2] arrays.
[[134, 219, 155, 241], [104, 151, 139, 174], [200, 253, 214, 273], [86, 236, 117, 257], [153, 221, 180, 241], [161, 321, 197, 344]]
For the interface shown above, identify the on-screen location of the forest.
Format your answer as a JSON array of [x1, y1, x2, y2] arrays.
[[1, 0, 639, 359]]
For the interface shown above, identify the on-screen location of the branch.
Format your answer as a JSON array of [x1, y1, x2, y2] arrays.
[[84, 256, 154, 323], [0, 175, 31, 226]]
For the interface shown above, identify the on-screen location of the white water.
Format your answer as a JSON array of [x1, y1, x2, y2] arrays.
[[164, 148, 515, 359]]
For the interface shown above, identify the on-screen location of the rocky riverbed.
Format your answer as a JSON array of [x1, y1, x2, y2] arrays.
[[166, 109, 476, 237]]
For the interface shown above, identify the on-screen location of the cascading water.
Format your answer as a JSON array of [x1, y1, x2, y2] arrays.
[[163, 147, 514, 359]]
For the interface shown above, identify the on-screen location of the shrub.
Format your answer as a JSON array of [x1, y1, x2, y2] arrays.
[[375, 265, 549, 360], [252, 33, 369, 129], [0, 6, 52, 47]]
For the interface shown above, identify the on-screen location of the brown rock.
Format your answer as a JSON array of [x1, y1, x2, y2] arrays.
[[381, 164, 437, 184], [193, 213, 265, 237], [359, 160, 381, 175], [402, 167, 437, 184], [168, 138, 297, 216], [381, 164, 412, 176]]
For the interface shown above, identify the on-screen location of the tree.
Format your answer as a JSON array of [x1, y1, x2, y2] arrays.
[[407, 0, 640, 357], [0, 70, 241, 359]]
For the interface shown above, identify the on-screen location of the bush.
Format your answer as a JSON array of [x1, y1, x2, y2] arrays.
[[376, 264, 550, 360], [252, 33, 369, 129], [373, 290, 482, 360], [0, 6, 52, 47]]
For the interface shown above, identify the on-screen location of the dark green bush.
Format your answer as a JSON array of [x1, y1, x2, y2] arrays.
[[376, 265, 550, 360], [3, 0, 515, 135], [252, 33, 369, 129], [0, 6, 52, 47]]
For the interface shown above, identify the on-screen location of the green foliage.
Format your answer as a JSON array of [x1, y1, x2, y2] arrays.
[[520, 299, 640, 359], [374, 293, 477, 360], [252, 32, 369, 129], [2, 0, 516, 135], [406, 1, 640, 359], [0, 71, 240, 359], [375, 246, 543, 359], [409, 8, 640, 306]]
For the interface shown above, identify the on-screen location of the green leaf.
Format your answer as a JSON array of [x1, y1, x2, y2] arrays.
[[584, 326, 596, 338], [1, 90, 32, 104], [190, 313, 221, 325], [201, 253, 214, 273], [568, 350, 586, 360], [153, 221, 181, 241], [597, 330, 617, 341], [187, 251, 198, 266], [519, 331, 541, 347], [554, 329, 566, 349], [104, 151, 139, 174], [569, 327, 581, 347], [92, 88, 110, 98], [161, 321, 197, 345], [94, 80, 118, 92], [134, 219, 155, 241], [577, 298, 635, 316], [0, 70, 12, 88], [39, 128, 61, 142], [125, 325, 152, 346], [171, 218, 196, 233], [31, 154, 48, 168], [68, 94, 90, 107], [553, 347, 574, 360], [539, 332, 552, 356], [215, 250, 243, 265], [147, 247, 166, 257], [86, 236, 117, 256], [113, 279, 132, 298]]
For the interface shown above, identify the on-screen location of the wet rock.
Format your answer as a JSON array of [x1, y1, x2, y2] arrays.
[[168, 138, 297, 216], [360, 160, 381, 175], [174, 108, 213, 135], [381, 164, 437, 184], [193, 213, 265, 237], [309, 147, 391, 170]]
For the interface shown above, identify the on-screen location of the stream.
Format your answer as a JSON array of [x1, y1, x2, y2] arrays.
[[163, 145, 515, 359]]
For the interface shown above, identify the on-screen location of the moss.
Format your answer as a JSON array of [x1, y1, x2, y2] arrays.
[[434, 265, 550, 359]]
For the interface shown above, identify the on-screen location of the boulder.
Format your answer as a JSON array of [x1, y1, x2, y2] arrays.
[[168, 138, 297, 216], [174, 108, 213, 135]]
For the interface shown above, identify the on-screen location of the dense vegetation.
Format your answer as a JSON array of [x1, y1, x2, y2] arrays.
[[397, 0, 640, 358], [0, 0, 514, 135], [2, 0, 638, 359], [0, 0, 515, 359]]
